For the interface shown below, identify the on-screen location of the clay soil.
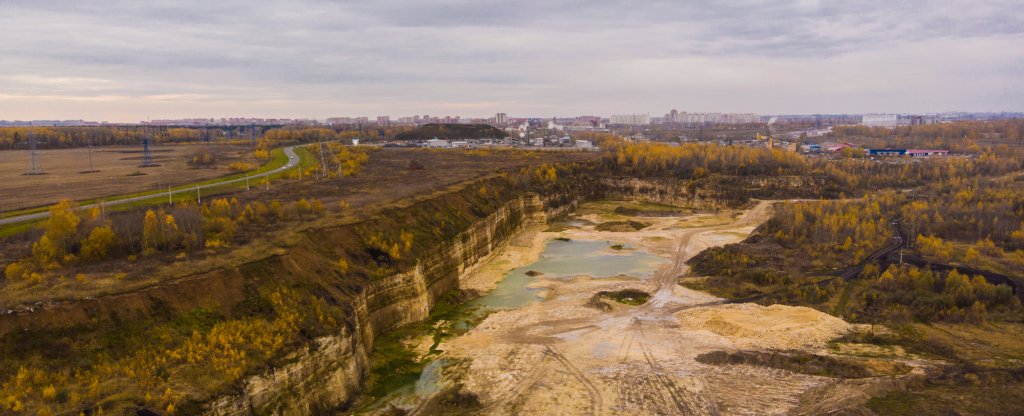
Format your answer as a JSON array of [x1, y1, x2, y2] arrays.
[[0, 144, 257, 211]]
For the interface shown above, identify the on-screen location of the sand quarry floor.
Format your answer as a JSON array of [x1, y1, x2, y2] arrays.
[[434, 201, 873, 415]]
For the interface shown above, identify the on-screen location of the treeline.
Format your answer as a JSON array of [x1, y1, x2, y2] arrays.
[[830, 120, 1024, 151], [0, 126, 255, 150], [0, 125, 389, 150], [604, 141, 807, 177], [602, 141, 1024, 196], [262, 128, 359, 145]]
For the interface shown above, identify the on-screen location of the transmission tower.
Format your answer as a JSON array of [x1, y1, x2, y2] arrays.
[[84, 136, 98, 173], [26, 129, 42, 175], [140, 135, 158, 167], [251, 123, 256, 146]]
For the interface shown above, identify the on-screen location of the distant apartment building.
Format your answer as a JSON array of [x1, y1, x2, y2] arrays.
[[495, 113, 508, 126], [610, 113, 650, 125], [662, 110, 758, 125], [862, 114, 938, 128], [861, 114, 901, 128], [377, 116, 390, 126], [326, 116, 370, 125]]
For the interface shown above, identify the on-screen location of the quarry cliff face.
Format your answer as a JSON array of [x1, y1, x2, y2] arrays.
[[205, 193, 558, 415], [597, 175, 834, 209]]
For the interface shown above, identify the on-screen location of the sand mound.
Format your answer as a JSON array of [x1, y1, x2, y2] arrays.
[[676, 303, 852, 350]]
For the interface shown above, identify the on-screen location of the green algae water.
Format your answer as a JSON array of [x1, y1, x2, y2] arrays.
[[468, 239, 668, 311]]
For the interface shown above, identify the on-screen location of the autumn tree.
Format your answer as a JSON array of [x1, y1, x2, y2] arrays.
[[43, 199, 81, 256], [81, 226, 118, 261]]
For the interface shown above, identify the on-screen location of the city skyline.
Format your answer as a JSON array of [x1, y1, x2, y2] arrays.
[[1, 0, 1022, 122]]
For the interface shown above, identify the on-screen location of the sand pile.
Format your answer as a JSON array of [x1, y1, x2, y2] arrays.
[[676, 303, 852, 349]]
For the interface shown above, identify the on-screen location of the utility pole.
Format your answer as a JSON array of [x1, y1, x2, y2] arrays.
[[317, 137, 327, 179], [197, 188, 201, 204], [168, 186, 172, 205], [246, 175, 250, 191]]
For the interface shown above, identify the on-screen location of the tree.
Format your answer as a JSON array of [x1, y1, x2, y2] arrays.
[[44, 199, 81, 254], [33, 235, 60, 269], [81, 226, 118, 261], [142, 210, 160, 254], [142, 209, 180, 253]]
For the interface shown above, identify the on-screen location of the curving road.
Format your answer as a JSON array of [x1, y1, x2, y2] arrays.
[[0, 145, 301, 226]]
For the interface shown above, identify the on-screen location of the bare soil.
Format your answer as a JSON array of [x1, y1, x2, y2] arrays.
[[0, 144, 257, 211], [431, 201, 926, 415]]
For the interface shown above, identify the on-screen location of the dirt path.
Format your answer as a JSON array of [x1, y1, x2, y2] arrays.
[[437, 200, 859, 415]]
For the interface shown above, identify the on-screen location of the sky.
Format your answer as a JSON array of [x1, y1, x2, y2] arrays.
[[0, 0, 1021, 122]]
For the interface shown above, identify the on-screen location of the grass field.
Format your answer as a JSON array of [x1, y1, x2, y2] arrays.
[[0, 143, 258, 212]]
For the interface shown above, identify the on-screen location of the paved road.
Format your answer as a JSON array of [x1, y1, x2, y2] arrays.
[[0, 145, 301, 226]]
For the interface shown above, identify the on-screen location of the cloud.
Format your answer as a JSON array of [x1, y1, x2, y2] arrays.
[[0, 0, 1021, 121]]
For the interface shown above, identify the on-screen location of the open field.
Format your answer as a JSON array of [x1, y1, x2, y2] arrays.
[[0, 143, 257, 211]]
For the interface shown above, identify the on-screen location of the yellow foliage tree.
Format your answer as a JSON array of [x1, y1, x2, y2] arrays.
[[33, 235, 60, 269], [43, 199, 81, 256], [81, 225, 118, 261]]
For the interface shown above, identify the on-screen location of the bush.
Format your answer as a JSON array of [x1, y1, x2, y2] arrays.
[[227, 162, 255, 172], [189, 147, 216, 167]]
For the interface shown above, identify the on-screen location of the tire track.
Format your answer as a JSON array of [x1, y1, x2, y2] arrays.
[[638, 341, 699, 415], [544, 344, 604, 416]]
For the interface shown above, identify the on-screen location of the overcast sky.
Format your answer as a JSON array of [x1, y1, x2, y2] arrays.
[[0, 0, 1021, 122]]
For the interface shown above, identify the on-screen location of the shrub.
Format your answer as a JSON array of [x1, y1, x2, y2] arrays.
[[227, 162, 255, 172]]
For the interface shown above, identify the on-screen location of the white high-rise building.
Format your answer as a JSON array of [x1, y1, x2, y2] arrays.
[[862, 114, 901, 127], [610, 114, 650, 125]]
